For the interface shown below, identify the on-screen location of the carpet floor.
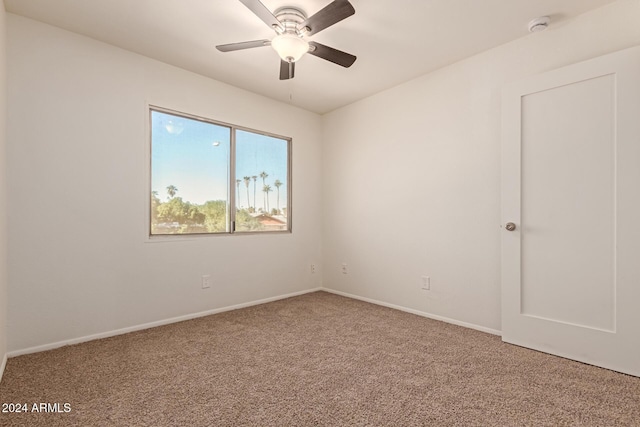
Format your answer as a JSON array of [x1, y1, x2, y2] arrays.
[[0, 291, 638, 426]]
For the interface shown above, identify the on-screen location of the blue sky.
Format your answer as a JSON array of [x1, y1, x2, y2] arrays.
[[151, 110, 288, 210]]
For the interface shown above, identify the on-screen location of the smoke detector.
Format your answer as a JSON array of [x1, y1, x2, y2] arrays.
[[528, 16, 550, 33]]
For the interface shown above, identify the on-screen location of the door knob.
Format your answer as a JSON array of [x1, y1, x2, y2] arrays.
[[505, 222, 516, 231]]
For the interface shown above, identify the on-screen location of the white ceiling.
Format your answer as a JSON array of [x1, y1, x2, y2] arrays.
[[5, 0, 618, 114]]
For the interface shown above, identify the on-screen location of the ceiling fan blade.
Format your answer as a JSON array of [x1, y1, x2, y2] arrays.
[[216, 39, 270, 52], [279, 60, 295, 80], [308, 41, 356, 68], [239, 0, 283, 32], [299, 0, 355, 36]]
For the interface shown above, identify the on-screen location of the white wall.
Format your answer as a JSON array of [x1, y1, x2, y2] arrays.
[[322, 0, 640, 332], [6, 14, 323, 352], [0, 4, 7, 378], [6, 1, 640, 354]]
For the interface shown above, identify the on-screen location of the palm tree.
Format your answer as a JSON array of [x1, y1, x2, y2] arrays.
[[263, 184, 272, 213], [166, 185, 178, 199], [259, 171, 269, 185], [259, 171, 269, 211], [243, 176, 251, 210], [251, 175, 258, 211], [274, 179, 283, 214], [236, 179, 241, 207]]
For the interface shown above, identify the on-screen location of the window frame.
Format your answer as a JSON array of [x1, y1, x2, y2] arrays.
[[148, 105, 292, 239]]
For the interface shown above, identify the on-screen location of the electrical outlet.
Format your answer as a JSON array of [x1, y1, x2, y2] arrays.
[[421, 276, 430, 291], [310, 264, 316, 273], [341, 263, 348, 274], [201, 275, 211, 289]]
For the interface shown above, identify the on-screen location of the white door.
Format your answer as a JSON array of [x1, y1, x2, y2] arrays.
[[501, 46, 640, 377]]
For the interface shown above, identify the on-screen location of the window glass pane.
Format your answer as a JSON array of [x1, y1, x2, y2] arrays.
[[150, 110, 231, 235], [235, 129, 289, 232]]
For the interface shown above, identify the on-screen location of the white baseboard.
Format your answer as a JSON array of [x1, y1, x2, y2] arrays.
[[322, 287, 502, 336], [7, 287, 500, 359], [8, 287, 322, 358], [0, 352, 7, 384]]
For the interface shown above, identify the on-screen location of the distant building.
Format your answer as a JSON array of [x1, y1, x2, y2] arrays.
[[255, 214, 287, 231]]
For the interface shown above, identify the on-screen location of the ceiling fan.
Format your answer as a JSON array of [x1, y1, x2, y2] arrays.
[[216, 0, 357, 80]]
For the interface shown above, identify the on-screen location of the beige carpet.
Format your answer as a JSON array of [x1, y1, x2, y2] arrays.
[[0, 291, 638, 426]]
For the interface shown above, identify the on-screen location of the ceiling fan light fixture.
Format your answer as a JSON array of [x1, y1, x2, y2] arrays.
[[217, 0, 357, 80], [271, 33, 309, 62]]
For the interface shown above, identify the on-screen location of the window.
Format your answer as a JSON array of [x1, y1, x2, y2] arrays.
[[150, 107, 290, 236]]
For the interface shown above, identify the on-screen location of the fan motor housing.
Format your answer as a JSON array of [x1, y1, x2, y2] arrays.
[[274, 7, 308, 34]]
